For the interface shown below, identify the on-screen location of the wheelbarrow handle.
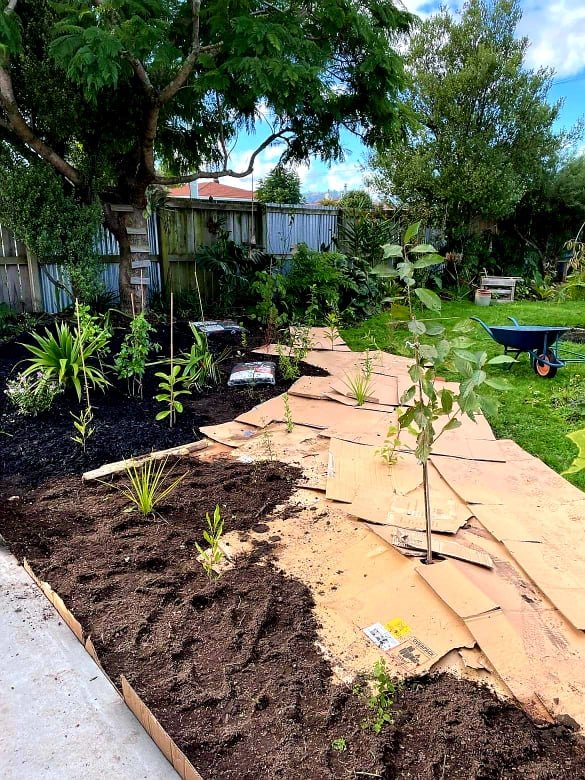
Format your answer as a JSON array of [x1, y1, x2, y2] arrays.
[[470, 316, 493, 336], [507, 316, 520, 326]]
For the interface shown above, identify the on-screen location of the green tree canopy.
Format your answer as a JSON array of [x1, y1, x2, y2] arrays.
[[370, 0, 571, 249], [255, 165, 303, 204], [0, 0, 412, 303], [339, 189, 373, 209]]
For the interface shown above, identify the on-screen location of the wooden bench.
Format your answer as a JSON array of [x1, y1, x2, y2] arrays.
[[480, 276, 522, 303]]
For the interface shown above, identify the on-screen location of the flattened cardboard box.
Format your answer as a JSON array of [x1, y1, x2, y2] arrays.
[[418, 557, 585, 728]]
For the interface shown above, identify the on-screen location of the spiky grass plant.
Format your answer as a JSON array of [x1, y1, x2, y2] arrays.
[[103, 457, 187, 517], [343, 370, 374, 406]]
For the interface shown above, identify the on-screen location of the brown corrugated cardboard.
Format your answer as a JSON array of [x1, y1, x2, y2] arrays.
[[199, 421, 260, 447], [387, 527, 494, 568]]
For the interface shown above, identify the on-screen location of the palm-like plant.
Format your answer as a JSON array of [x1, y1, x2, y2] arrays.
[[20, 321, 109, 400]]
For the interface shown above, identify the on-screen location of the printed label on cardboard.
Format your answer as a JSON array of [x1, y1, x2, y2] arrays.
[[384, 617, 412, 641], [363, 622, 401, 651], [391, 635, 436, 668]]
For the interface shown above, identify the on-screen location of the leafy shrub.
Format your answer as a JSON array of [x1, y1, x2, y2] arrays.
[[20, 321, 110, 400], [283, 245, 345, 317], [5, 372, 62, 416], [114, 313, 160, 397]]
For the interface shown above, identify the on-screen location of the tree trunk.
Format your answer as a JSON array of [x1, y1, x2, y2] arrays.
[[104, 204, 151, 311]]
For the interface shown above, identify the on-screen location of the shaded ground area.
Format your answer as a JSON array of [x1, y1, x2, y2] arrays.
[[1, 457, 584, 780], [0, 320, 325, 486]]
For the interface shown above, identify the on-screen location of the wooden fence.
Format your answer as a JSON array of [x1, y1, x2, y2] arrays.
[[0, 225, 41, 312], [0, 199, 406, 313]]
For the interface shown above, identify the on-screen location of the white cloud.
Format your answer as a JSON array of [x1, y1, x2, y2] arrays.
[[520, 1, 585, 77]]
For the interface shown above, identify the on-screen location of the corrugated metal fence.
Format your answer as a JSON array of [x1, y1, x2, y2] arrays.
[[39, 217, 161, 314], [264, 203, 339, 256]]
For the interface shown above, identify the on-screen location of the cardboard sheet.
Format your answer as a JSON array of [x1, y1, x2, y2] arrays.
[[199, 420, 259, 447], [287, 375, 333, 399], [329, 375, 399, 407], [326, 438, 422, 504], [334, 453, 473, 533], [473, 499, 585, 629], [420, 554, 585, 726], [417, 559, 499, 618], [387, 527, 494, 568]]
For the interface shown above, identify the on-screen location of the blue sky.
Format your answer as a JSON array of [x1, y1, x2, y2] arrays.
[[220, 0, 585, 195]]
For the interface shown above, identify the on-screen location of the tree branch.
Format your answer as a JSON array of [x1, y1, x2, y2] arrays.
[[153, 130, 292, 185], [0, 66, 83, 187], [159, 0, 202, 104], [4, 0, 18, 15], [123, 53, 156, 98]]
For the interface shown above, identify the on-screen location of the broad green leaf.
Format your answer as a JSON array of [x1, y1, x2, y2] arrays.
[[412, 254, 444, 269], [371, 263, 397, 277], [471, 369, 487, 386], [484, 377, 511, 391], [441, 417, 461, 432], [410, 244, 438, 253], [419, 343, 438, 361], [403, 221, 421, 244], [400, 385, 417, 404], [450, 336, 474, 349], [563, 429, 585, 475], [156, 410, 170, 420], [408, 319, 426, 336], [478, 394, 499, 417], [487, 354, 517, 365], [425, 323, 445, 336], [453, 348, 477, 363], [440, 389, 453, 414], [453, 319, 476, 334], [414, 287, 441, 312], [382, 243, 403, 258]]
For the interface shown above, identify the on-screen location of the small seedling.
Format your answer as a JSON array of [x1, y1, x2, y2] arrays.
[[343, 370, 374, 407], [283, 393, 294, 433], [331, 738, 347, 752], [377, 422, 401, 467], [362, 659, 396, 733], [324, 311, 340, 350], [260, 428, 276, 461], [195, 504, 224, 580], [155, 364, 191, 427], [106, 457, 186, 517], [70, 405, 95, 452]]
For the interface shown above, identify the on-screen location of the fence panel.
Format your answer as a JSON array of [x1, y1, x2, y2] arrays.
[[0, 224, 33, 311], [159, 199, 262, 302], [264, 204, 338, 256]]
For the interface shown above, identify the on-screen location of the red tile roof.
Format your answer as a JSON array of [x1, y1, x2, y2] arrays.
[[168, 182, 254, 200]]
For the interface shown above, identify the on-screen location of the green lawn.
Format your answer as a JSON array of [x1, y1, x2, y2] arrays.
[[342, 300, 585, 491]]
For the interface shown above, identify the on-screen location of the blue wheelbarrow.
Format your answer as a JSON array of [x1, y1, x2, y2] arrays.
[[471, 316, 585, 378]]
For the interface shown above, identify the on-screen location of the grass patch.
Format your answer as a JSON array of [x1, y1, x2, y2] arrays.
[[342, 300, 585, 491]]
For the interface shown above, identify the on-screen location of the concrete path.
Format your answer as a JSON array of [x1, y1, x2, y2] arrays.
[[0, 542, 179, 780]]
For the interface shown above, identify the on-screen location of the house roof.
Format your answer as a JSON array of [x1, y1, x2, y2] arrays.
[[167, 182, 254, 200]]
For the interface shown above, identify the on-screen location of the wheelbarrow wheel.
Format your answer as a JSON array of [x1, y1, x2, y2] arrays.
[[533, 351, 558, 378]]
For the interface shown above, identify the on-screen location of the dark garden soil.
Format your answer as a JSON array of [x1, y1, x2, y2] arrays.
[[1, 456, 585, 780], [0, 318, 326, 487]]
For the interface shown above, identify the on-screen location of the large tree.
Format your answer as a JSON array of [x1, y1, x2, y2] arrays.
[[0, 0, 411, 305], [370, 0, 568, 251]]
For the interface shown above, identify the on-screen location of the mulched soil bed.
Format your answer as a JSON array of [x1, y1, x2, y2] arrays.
[[2, 457, 585, 780], [0, 318, 325, 487]]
